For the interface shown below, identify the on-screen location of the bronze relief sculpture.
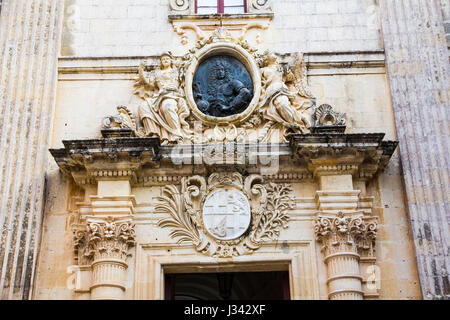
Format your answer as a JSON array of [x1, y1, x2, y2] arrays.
[[193, 55, 253, 117], [132, 29, 316, 144]]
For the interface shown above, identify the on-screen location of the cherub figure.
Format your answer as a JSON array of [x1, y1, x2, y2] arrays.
[[135, 52, 191, 144], [258, 52, 314, 141]]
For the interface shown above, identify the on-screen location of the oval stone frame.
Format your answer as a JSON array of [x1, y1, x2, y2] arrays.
[[184, 43, 261, 125]]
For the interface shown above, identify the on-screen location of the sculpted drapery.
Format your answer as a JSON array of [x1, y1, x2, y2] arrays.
[[136, 53, 191, 144], [133, 31, 315, 144], [258, 52, 312, 141]]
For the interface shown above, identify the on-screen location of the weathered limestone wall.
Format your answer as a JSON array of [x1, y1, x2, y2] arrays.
[[379, 0, 450, 300], [440, 0, 450, 47], [61, 0, 382, 57], [32, 58, 422, 299], [0, 0, 64, 299], [30, 0, 424, 300]]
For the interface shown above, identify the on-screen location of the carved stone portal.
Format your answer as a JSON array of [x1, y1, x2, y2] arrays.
[[156, 172, 295, 257]]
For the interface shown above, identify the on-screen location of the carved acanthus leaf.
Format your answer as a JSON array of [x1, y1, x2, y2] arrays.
[[72, 217, 136, 264], [248, 182, 294, 244], [313, 212, 377, 257], [156, 185, 202, 245]]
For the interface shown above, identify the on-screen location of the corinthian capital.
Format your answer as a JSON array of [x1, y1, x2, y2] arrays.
[[313, 212, 377, 257], [72, 217, 136, 264]]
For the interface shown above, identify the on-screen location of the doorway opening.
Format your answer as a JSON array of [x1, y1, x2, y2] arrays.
[[164, 271, 290, 300]]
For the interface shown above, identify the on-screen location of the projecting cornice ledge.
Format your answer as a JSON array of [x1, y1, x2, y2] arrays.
[[289, 133, 398, 180], [49, 132, 398, 186], [49, 137, 161, 185]]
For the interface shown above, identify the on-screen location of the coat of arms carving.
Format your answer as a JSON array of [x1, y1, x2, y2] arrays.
[[156, 172, 295, 257]]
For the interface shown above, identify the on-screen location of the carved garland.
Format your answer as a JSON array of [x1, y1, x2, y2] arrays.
[[156, 173, 294, 257]]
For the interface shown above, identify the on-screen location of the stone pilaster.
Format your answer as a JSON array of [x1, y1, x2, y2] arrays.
[[73, 217, 136, 300], [0, 0, 64, 299], [313, 172, 366, 300], [379, 0, 450, 299], [71, 178, 137, 300], [314, 213, 377, 300]]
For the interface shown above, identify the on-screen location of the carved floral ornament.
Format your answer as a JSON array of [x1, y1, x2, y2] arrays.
[[313, 212, 378, 258], [73, 217, 136, 265], [126, 27, 326, 145], [155, 172, 295, 257]]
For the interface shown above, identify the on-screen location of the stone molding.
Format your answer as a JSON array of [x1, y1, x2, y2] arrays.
[[290, 133, 398, 180], [50, 133, 397, 187], [57, 51, 386, 80]]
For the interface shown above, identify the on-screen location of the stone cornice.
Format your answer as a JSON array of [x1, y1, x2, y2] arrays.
[[49, 138, 160, 185], [50, 133, 397, 186], [289, 133, 398, 179]]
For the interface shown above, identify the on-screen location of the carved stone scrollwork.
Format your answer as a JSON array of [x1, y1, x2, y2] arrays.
[[102, 105, 144, 138], [257, 51, 314, 141], [311, 104, 346, 133], [156, 172, 294, 257], [249, 0, 272, 12], [169, 0, 190, 12]]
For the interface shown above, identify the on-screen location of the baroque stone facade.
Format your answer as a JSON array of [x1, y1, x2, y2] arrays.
[[0, 0, 448, 300]]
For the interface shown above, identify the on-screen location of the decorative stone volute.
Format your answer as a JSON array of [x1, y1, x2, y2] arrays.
[[311, 104, 346, 133]]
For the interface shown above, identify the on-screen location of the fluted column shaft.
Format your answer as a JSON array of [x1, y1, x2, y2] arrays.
[[0, 0, 64, 299], [379, 0, 450, 300], [325, 251, 363, 300]]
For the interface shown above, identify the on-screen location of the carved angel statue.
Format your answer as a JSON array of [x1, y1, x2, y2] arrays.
[[134, 52, 191, 144], [258, 51, 314, 141]]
